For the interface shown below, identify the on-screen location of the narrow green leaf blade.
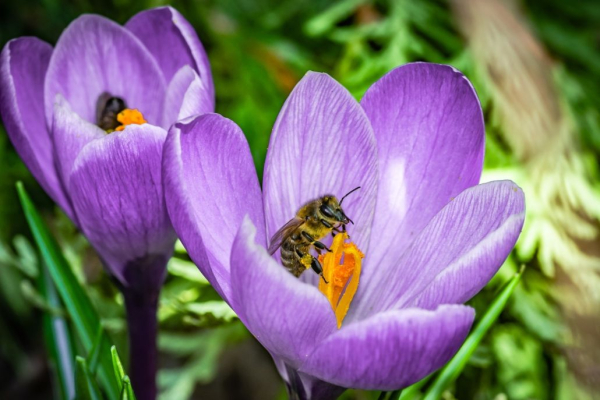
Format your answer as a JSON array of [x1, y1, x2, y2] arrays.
[[120, 376, 137, 400], [387, 389, 402, 400], [111, 344, 137, 400], [422, 267, 525, 400], [87, 325, 104, 374], [39, 266, 76, 400], [111, 345, 125, 385], [16, 182, 120, 399], [397, 374, 431, 400], [75, 356, 102, 400]]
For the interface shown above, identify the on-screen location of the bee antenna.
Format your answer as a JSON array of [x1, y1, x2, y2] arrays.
[[339, 186, 361, 205]]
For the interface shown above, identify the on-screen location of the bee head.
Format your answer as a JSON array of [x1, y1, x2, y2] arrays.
[[319, 187, 360, 225], [319, 197, 348, 223]]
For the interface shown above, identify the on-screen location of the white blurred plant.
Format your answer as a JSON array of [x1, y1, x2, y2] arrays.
[[453, 0, 600, 395], [453, 0, 600, 295]]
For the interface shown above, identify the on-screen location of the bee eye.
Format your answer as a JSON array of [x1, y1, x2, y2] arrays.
[[319, 204, 335, 218]]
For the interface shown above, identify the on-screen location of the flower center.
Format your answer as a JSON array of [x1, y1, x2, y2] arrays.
[[114, 109, 147, 131], [318, 232, 364, 329], [95, 93, 146, 132]]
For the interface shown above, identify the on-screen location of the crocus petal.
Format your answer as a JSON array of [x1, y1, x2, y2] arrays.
[[0, 38, 72, 216], [163, 114, 264, 304], [360, 63, 485, 289], [45, 15, 166, 127], [350, 181, 524, 321], [408, 183, 525, 309], [300, 305, 474, 390], [230, 217, 337, 368], [263, 72, 378, 267], [162, 66, 212, 128], [52, 95, 105, 191], [68, 124, 175, 282], [126, 6, 214, 110]]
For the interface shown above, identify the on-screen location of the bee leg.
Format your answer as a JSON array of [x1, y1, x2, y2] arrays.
[[310, 257, 329, 284], [301, 231, 332, 253], [295, 246, 329, 284], [320, 219, 333, 228], [321, 219, 343, 239], [340, 223, 351, 239], [313, 247, 329, 256], [314, 241, 332, 253]]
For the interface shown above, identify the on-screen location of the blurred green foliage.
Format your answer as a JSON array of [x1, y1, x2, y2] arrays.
[[1, 0, 599, 399]]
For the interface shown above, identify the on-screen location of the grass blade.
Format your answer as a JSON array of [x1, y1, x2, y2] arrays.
[[16, 182, 120, 399], [75, 356, 102, 400], [112, 346, 137, 400], [39, 266, 76, 400], [87, 325, 104, 374], [422, 267, 525, 400], [111, 345, 125, 387], [120, 376, 137, 400], [397, 374, 431, 400]]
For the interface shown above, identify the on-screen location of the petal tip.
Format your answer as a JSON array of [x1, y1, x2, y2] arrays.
[[174, 112, 237, 135], [300, 71, 338, 87]]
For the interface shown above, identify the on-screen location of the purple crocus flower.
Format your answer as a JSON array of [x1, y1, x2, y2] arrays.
[[0, 7, 213, 399], [164, 63, 524, 399]]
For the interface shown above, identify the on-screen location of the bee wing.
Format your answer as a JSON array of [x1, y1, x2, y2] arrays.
[[268, 217, 305, 255]]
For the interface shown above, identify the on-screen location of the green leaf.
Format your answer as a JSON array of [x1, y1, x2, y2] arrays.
[[39, 266, 75, 400], [378, 389, 402, 400], [120, 376, 137, 400], [21, 279, 66, 316], [75, 356, 102, 400], [491, 324, 549, 399], [87, 325, 104, 375], [16, 182, 120, 399], [397, 374, 431, 400], [168, 257, 210, 284], [111, 344, 137, 399], [111, 345, 125, 386], [14, 235, 39, 277], [387, 390, 402, 400], [421, 267, 525, 400], [183, 300, 238, 327], [0, 235, 38, 278], [304, 0, 367, 36]]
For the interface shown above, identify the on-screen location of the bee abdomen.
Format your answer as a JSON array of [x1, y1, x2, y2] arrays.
[[280, 239, 310, 277]]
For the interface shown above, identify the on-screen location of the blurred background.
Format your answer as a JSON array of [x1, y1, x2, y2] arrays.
[[0, 0, 599, 399]]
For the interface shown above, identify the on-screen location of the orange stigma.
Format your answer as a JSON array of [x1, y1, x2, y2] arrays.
[[318, 232, 364, 329], [115, 109, 146, 131]]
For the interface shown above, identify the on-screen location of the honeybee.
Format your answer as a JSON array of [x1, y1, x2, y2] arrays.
[[268, 187, 361, 283], [96, 92, 127, 131]]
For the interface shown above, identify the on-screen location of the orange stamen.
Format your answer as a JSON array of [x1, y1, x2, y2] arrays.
[[114, 108, 146, 131], [318, 232, 364, 329]]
